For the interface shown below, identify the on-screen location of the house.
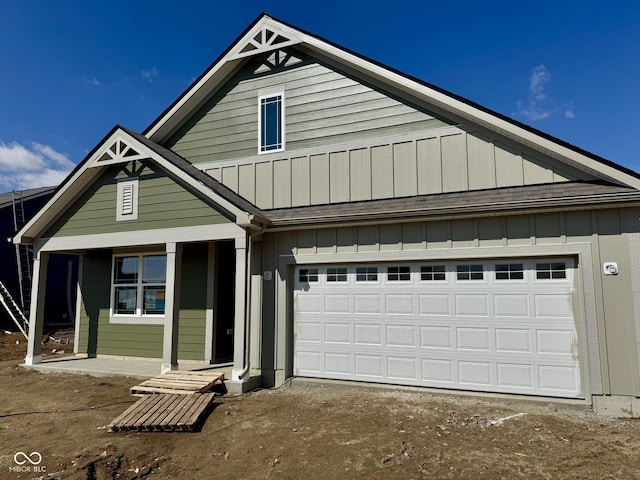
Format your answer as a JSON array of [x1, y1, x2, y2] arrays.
[[0, 187, 77, 332], [13, 14, 640, 416]]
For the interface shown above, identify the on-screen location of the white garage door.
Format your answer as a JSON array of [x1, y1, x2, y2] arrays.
[[294, 258, 583, 398]]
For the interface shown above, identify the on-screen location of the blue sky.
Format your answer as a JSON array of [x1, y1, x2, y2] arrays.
[[0, 1, 639, 191]]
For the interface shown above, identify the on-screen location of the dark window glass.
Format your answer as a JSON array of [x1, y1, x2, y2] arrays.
[[327, 268, 347, 282], [457, 264, 483, 280], [388, 266, 410, 281], [536, 262, 566, 280], [495, 263, 524, 280], [299, 268, 319, 283], [421, 266, 446, 281], [356, 267, 378, 282], [260, 95, 283, 152]]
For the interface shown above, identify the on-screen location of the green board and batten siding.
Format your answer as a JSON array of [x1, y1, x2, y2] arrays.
[[44, 161, 231, 239], [77, 243, 209, 360], [166, 48, 451, 163]]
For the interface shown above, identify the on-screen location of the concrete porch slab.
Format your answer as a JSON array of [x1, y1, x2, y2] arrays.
[[19, 355, 262, 392]]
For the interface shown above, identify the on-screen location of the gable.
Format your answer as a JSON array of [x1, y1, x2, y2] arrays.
[[146, 14, 640, 201], [165, 47, 451, 163], [43, 160, 232, 238]]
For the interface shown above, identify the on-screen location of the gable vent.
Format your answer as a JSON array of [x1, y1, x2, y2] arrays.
[[117, 179, 139, 221]]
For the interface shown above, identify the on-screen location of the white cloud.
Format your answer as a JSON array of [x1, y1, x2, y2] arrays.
[[141, 67, 158, 82], [82, 76, 101, 87], [514, 64, 574, 121], [0, 141, 74, 190]]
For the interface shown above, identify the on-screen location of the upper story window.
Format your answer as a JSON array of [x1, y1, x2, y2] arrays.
[[112, 254, 166, 316], [259, 92, 285, 154]]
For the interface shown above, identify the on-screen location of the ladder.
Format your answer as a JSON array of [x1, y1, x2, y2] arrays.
[[12, 191, 33, 315], [0, 281, 28, 339]]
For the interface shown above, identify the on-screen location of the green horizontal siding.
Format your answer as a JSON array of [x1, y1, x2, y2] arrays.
[[78, 243, 209, 361], [45, 161, 232, 238], [166, 48, 451, 163]]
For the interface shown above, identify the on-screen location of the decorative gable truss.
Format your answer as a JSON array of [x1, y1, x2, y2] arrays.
[[92, 136, 146, 167], [228, 24, 300, 60]]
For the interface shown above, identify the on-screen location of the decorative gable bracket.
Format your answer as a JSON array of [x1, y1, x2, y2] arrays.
[[87, 136, 147, 168], [229, 25, 300, 60]]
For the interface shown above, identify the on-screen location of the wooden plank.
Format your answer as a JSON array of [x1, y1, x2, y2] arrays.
[[109, 393, 216, 432], [179, 394, 215, 431], [130, 371, 224, 396], [132, 394, 177, 429]]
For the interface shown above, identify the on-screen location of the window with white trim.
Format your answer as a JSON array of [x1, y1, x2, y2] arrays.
[[421, 265, 446, 281], [116, 179, 139, 221], [536, 262, 566, 279], [299, 268, 319, 283], [495, 263, 524, 280], [258, 92, 284, 153], [356, 267, 378, 282], [112, 254, 167, 316], [456, 264, 484, 281], [387, 266, 410, 281], [327, 267, 347, 282]]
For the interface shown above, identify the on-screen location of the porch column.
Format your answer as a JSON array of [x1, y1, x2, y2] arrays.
[[162, 242, 182, 373], [231, 236, 248, 381], [204, 242, 216, 363], [25, 249, 49, 365]]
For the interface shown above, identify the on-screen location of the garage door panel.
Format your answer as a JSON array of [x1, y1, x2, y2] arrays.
[[494, 295, 530, 317], [534, 294, 572, 317], [354, 323, 382, 345], [497, 363, 534, 388], [458, 361, 492, 385], [294, 258, 583, 398], [325, 353, 351, 375], [388, 357, 418, 380], [457, 327, 491, 351], [385, 294, 415, 315], [386, 325, 417, 347], [354, 294, 382, 314], [420, 326, 453, 349], [539, 365, 579, 392], [324, 294, 350, 313], [325, 323, 350, 344], [422, 359, 455, 383], [537, 330, 576, 355], [296, 322, 322, 343], [455, 295, 488, 316], [495, 328, 532, 352], [355, 355, 383, 377]]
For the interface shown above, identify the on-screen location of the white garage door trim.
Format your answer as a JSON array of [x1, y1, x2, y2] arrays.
[[293, 258, 583, 398]]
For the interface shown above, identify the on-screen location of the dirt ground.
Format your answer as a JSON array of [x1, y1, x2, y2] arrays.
[[1, 332, 640, 480]]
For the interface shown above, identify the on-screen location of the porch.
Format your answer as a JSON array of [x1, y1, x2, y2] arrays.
[[20, 354, 262, 393]]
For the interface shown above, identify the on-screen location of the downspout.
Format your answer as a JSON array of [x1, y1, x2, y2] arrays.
[[235, 221, 267, 380]]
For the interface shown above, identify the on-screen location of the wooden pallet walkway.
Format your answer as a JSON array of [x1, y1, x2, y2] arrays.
[[130, 370, 225, 396], [108, 393, 216, 432]]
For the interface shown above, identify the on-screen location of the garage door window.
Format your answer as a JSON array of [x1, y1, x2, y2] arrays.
[[536, 262, 566, 279], [299, 268, 319, 283], [495, 263, 524, 280], [356, 267, 378, 282], [327, 267, 347, 282], [421, 265, 446, 281], [456, 264, 484, 280], [387, 266, 410, 281]]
